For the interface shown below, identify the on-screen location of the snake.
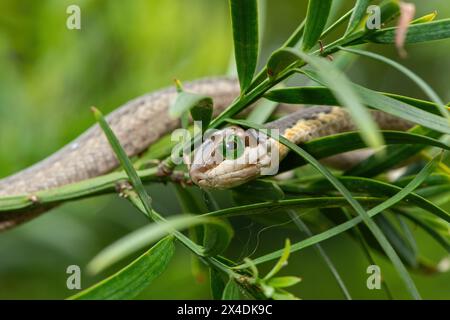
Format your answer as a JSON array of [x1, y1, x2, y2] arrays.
[[0, 77, 413, 230]]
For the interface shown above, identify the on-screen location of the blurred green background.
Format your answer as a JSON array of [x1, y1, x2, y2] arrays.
[[0, 0, 449, 299]]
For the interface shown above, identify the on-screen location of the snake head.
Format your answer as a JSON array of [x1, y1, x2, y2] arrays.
[[189, 126, 279, 189]]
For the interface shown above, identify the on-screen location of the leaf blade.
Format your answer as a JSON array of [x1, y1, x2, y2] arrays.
[[302, 0, 333, 51], [367, 18, 450, 44], [229, 0, 259, 91], [69, 236, 175, 300], [87, 215, 233, 274], [345, 0, 371, 35]]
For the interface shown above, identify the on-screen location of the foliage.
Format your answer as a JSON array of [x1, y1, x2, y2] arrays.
[[1, 0, 450, 300]]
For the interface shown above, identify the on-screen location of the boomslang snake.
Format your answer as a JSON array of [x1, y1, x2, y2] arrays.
[[0, 77, 412, 230]]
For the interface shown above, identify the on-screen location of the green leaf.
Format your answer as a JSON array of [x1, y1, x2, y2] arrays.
[[277, 130, 448, 172], [246, 98, 278, 124], [233, 179, 285, 203], [170, 91, 214, 131], [345, 0, 371, 35], [373, 0, 401, 27], [293, 51, 384, 149], [227, 119, 440, 300], [174, 185, 232, 257], [411, 12, 437, 25], [238, 154, 440, 272], [322, 8, 355, 40], [272, 289, 299, 300], [267, 276, 302, 288], [267, 48, 305, 79], [210, 196, 382, 218], [93, 107, 155, 219], [222, 278, 241, 300], [264, 239, 291, 280], [346, 127, 441, 177], [339, 47, 450, 121], [335, 176, 450, 224], [87, 215, 233, 274], [302, 70, 450, 135], [203, 218, 234, 256], [306, 130, 449, 154], [69, 236, 175, 300], [302, 0, 333, 51], [229, 0, 259, 91], [376, 215, 417, 267], [265, 86, 339, 105], [367, 18, 450, 44], [289, 212, 351, 299], [266, 86, 444, 115], [398, 210, 450, 252], [210, 268, 226, 300], [307, 173, 450, 224], [283, 20, 306, 48]]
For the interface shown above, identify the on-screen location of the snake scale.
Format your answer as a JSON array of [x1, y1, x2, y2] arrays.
[[0, 77, 412, 230]]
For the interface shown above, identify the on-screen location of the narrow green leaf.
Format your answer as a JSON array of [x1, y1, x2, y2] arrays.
[[272, 290, 299, 300], [283, 20, 306, 48], [289, 212, 351, 300], [210, 268, 226, 300], [397, 210, 450, 252], [339, 47, 450, 121], [69, 236, 174, 300], [267, 48, 304, 79], [209, 196, 382, 218], [203, 218, 234, 256], [345, 0, 371, 35], [174, 185, 232, 257], [237, 155, 440, 274], [233, 179, 285, 203], [93, 107, 155, 219], [346, 176, 450, 223], [346, 127, 441, 177], [376, 215, 417, 267], [246, 98, 278, 124], [266, 86, 445, 115], [294, 51, 384, 148], [87, 215, 233, 274], [227, 119, 440, 299], [302, 70, 450, 135], [302, 0, 333, 51], [265, 86, 338, 105], [305, 130, 449, 154], [229, 0, 259, 91], [322, 8, 355, 40], [170, 92, 214, 131], [411, 12, 437, 25], [277, 130, 448, 172], [367, 18, 450, 44], [264, 239, 291, 280], [373, 0, 401, 27], [267, 276, 302, 288], [222, 278, 241, 300]]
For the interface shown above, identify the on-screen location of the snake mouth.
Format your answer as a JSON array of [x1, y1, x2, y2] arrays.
[[189, 125, 280, 189], [192, 165, 260, 189]]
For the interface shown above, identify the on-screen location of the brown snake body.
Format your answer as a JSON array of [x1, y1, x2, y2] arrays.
[[0, 77, 412, 230]]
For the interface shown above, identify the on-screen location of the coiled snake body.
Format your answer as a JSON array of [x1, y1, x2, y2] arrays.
[[0, 77, 412, 230]]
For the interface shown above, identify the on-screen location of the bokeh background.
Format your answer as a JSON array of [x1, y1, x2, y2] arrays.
[[0, 0, 449, 299]]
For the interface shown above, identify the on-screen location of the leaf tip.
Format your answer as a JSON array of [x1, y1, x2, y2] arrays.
[[174, 78, 184, 93], [91, 106, 102, 120]]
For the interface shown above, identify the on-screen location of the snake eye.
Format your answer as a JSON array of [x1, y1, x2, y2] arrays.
[[218, 134, 244, 160]]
